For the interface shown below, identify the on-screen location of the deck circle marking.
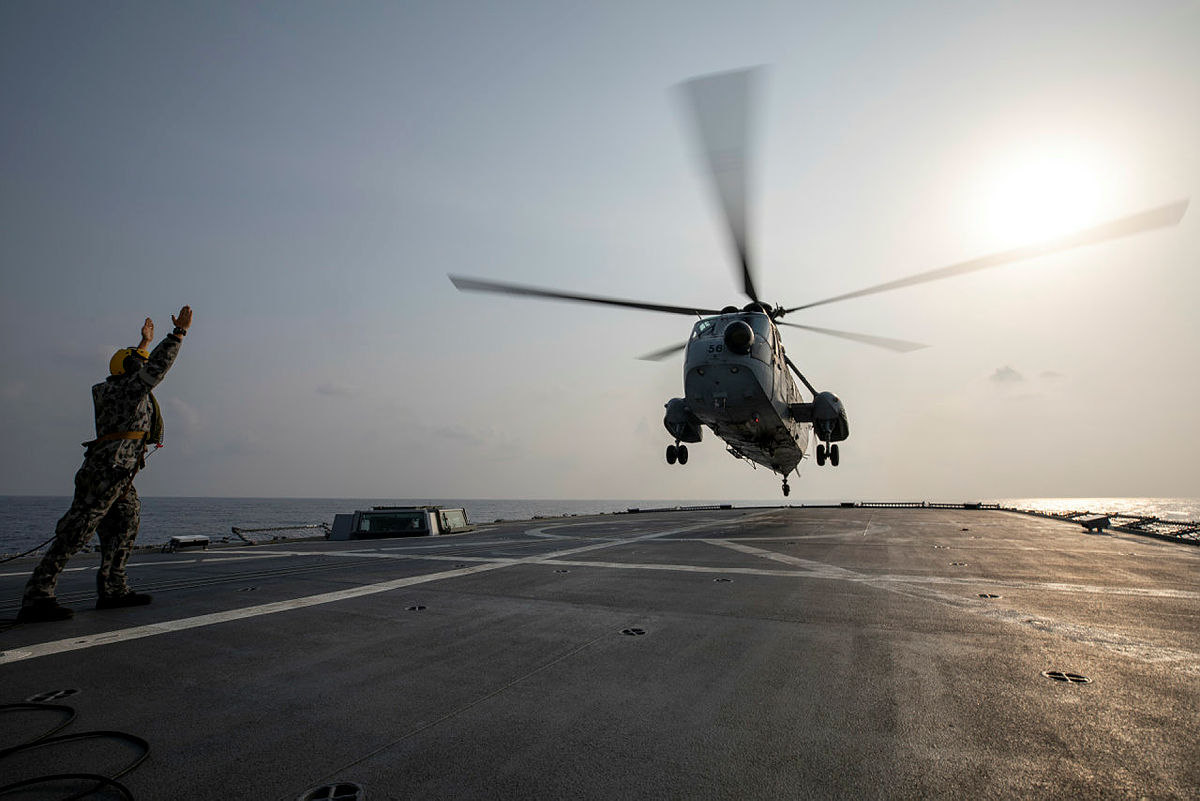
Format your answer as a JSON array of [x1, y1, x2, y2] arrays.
[[297, 782, 365, 801]]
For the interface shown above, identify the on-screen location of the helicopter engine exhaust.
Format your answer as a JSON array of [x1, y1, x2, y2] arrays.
[[663, 398, 703, 443], [723, 320, 754, 354]]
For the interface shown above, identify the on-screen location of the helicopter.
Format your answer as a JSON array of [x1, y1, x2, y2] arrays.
[[450, 68, 1188, 496]]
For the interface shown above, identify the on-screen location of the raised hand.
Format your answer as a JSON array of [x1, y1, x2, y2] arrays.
[[139, 317, 154, 350], [172, 306, 193, 331]]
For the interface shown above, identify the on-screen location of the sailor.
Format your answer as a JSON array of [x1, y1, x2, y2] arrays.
[[16, 306, 193, 623]]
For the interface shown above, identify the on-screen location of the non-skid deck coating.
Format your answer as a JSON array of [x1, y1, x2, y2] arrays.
[[2, 507, 1198, 799]]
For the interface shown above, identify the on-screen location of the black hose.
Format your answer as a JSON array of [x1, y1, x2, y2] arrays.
[[0, 705, 149, 800], [0, 703, 77, 748], [0, 534, 56, 564], [0, 773, 133, 800]]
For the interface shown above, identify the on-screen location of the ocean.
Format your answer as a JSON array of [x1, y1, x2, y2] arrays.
[[2, 495, 1198, 558]]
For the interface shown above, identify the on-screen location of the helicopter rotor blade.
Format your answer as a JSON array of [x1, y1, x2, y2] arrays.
[[782, 200, 1189, 314], [776, 322, 928, 353], [637, 341, 689, 361], [679, 67, 762, 302], [449, 275, 723, 317]]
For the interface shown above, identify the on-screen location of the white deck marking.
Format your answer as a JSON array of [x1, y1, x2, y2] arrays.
[[704, 537, 1200, 672], [0, 552, 293, 578], [535, 559, 814, 577], [0, 519, 735, 665], [704, 538, 1200, 598], [0, 562, 512, 664], [14, 511, 1190, 670], [705, 538, 862, 579]]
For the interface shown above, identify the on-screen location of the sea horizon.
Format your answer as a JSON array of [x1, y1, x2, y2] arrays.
[[3, 495, 1198, 556]]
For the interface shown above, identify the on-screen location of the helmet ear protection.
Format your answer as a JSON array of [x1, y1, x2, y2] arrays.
[[109, 348, 150, 376]]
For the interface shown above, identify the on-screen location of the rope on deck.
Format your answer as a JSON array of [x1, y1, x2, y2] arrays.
[[229, 523, 332, 544]]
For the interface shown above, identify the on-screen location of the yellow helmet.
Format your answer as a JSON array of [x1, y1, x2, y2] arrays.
[[109, 348, 150, 376]]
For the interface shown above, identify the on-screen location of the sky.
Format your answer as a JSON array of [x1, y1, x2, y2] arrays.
[[1, 1, 1197, 501]]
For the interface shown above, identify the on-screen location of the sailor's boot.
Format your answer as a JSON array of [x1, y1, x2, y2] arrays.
[[95, 591, 153, 609], [16, 597, 75, 623]]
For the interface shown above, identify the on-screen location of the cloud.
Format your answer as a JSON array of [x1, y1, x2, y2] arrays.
[[1040, 370, 1064, 380], [433, 425, 482, 445], [990, 366, 1024, 384], [429, 424, 523, 461], [166, 397, 202, 435], [316, 382, 361, 398], [49, 342, 122, 373]]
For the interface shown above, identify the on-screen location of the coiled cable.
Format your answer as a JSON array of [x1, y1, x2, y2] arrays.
[[0, 704, 149, 800]]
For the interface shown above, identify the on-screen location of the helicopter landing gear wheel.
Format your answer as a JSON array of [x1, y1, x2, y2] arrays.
[[816, 443, 826, 466], [830, 443, 840, 467], [677, 444, 689, 465], [782, 480, 790, 497], [666, 445, 677, 465]]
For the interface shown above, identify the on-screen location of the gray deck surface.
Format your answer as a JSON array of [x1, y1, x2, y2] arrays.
[[2, 507, 1198, 799]]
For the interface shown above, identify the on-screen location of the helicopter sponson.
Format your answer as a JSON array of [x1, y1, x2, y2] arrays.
[[789, 391, 849, 444], [663, 398, 703, 444]]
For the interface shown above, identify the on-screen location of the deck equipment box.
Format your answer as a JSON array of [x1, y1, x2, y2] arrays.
[[328, 506, 472, 541]]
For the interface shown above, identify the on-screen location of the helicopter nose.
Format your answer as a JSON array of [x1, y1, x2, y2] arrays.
[[723, 320, 754, 354]]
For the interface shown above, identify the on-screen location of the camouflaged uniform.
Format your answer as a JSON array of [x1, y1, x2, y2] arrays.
[[23, 332, 183, 604]]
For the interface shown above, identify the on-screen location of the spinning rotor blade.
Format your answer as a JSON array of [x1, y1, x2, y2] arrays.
[[449, 275, 722, 317], [777, 322, 928, 353], [680, 67, 762, 302], [637, 341, 688, 361], [784, 200, 1189, 314]]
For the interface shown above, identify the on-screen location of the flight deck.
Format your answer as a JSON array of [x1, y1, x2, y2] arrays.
[[2, 506, 1198, 799]]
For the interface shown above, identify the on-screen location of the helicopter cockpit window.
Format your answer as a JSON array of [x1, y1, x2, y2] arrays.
[[691, 319, 719, 339]]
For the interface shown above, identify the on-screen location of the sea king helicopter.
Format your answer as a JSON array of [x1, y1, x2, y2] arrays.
[[450, 68, 1188, 496]]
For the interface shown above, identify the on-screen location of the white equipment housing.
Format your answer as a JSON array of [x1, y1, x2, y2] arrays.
[[329, 506, 472, 540]]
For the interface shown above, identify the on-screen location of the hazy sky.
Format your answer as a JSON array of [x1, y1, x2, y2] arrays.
[[2, 1, 1197, 501]]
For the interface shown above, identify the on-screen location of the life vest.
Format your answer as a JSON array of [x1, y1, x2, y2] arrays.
[[81, 391, 164, 450]]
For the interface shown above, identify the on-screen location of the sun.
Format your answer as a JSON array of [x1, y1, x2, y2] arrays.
[[983, 147, 1107, 245]]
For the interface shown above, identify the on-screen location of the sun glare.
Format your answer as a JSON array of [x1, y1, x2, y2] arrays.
[[984, 149, 1107, 245]]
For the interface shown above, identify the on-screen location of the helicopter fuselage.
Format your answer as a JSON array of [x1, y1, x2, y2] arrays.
[[668, 311, 811, 477], [451, 68, 1181, 494]]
